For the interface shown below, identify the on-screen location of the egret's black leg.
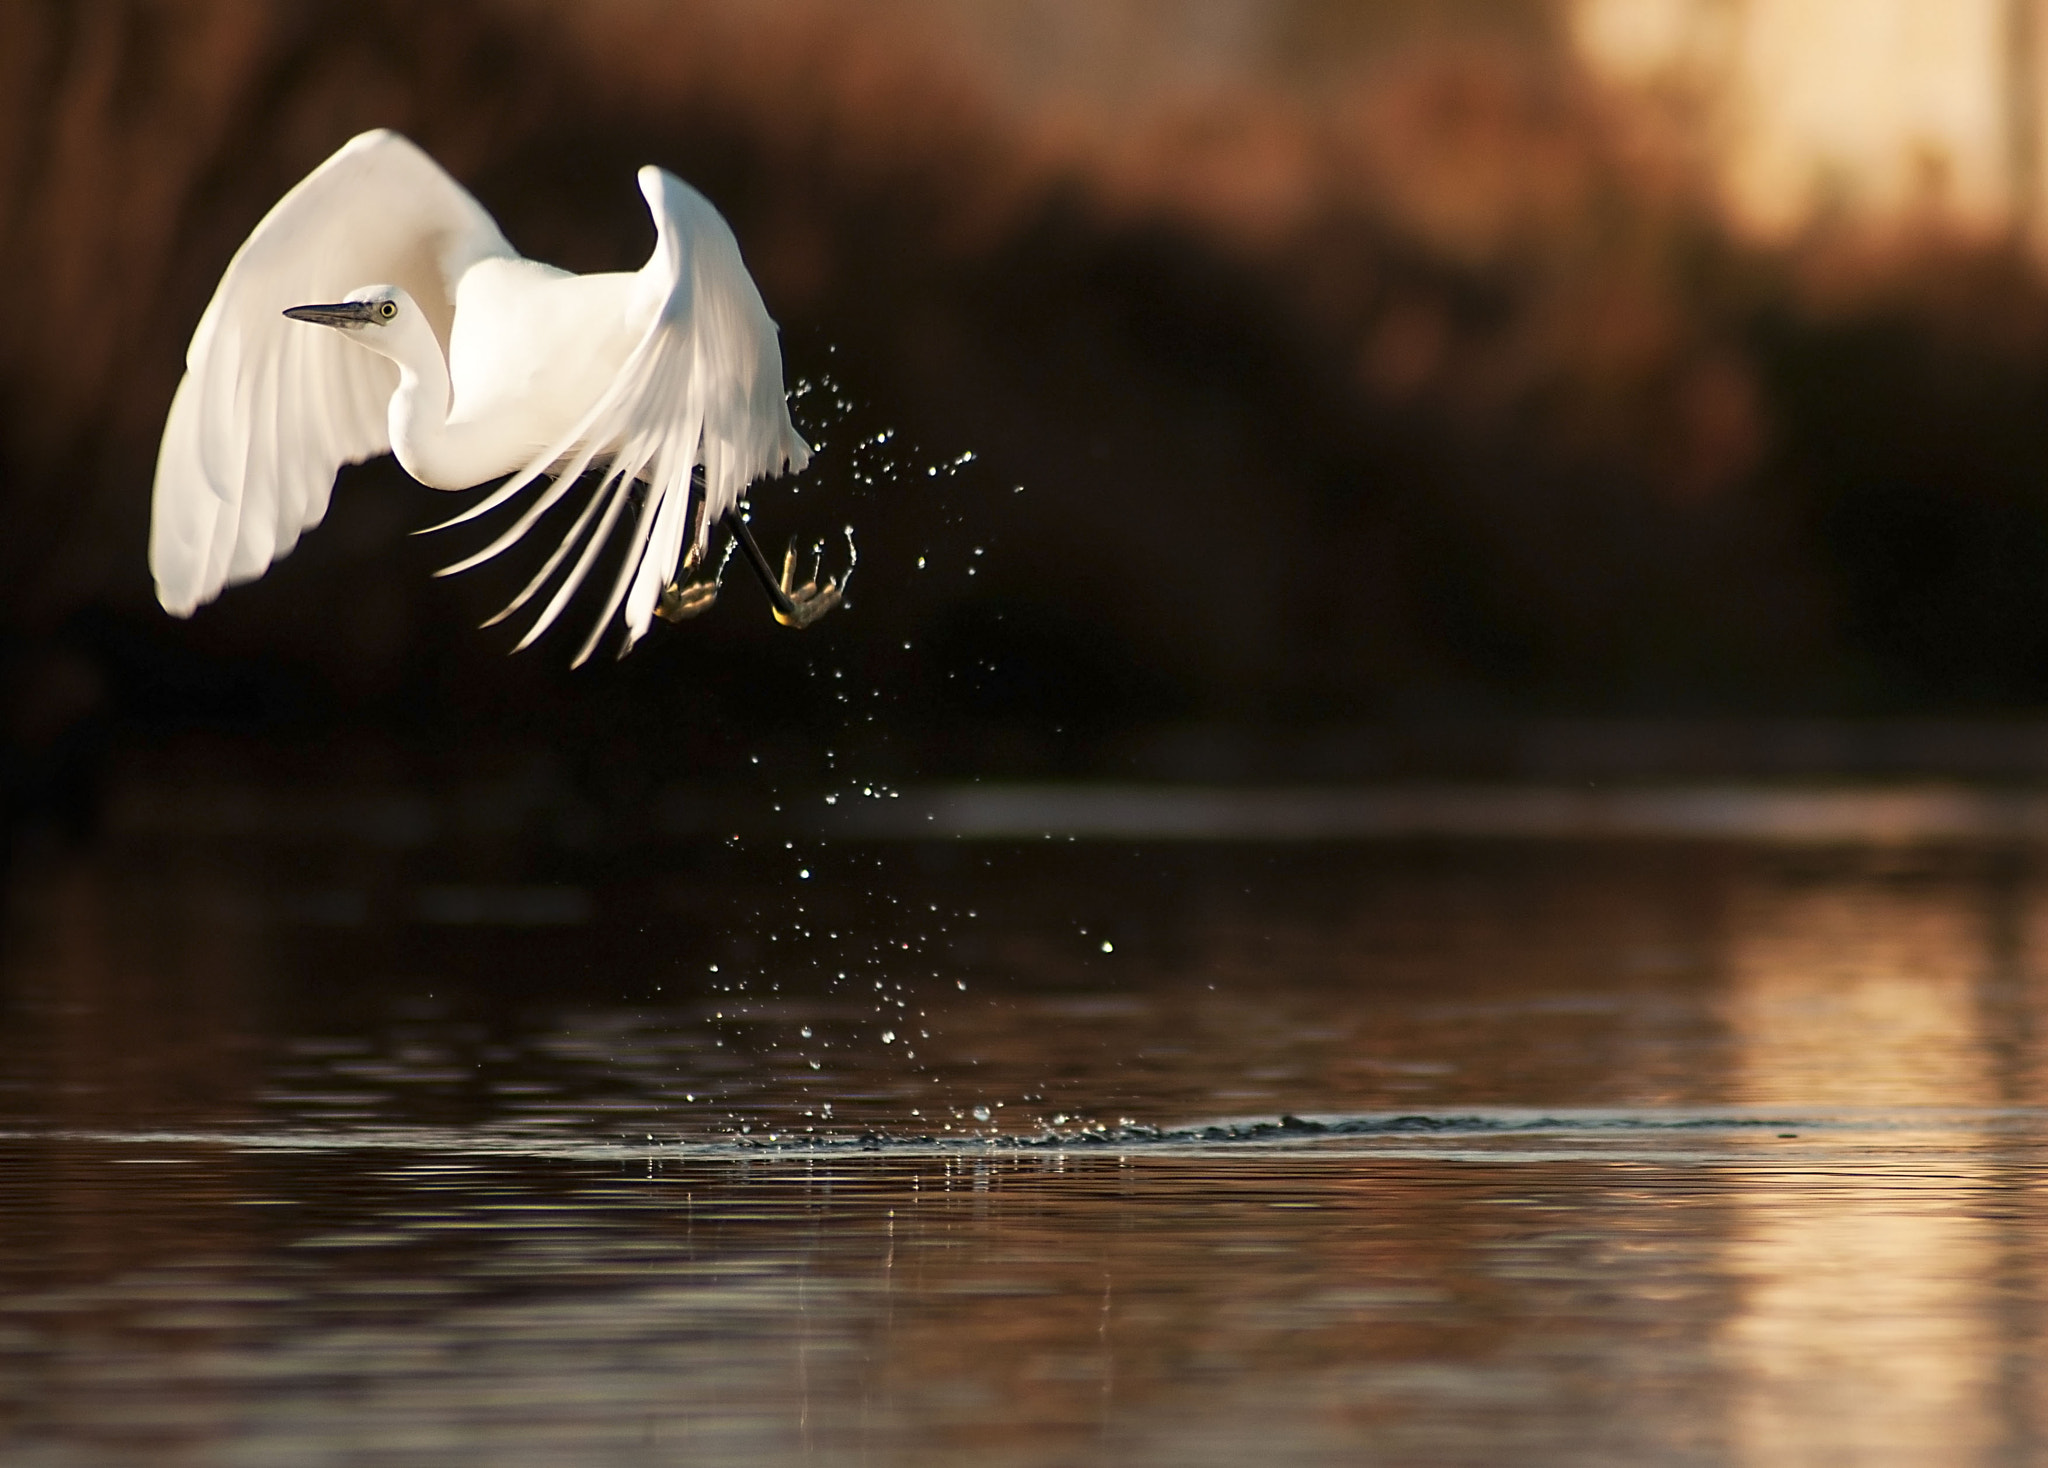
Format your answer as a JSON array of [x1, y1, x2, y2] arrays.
[[721, 509, 853, 628]]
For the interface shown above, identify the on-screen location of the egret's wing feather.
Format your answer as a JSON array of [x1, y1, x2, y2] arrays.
[[457, 167, 808, 662], [150, 129, 514, 616]]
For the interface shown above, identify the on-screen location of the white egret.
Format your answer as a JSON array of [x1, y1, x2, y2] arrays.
[[149, 129, 847, 664]]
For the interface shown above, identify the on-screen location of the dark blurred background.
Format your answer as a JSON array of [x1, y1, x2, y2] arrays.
[[12, 0, 2048, 833]]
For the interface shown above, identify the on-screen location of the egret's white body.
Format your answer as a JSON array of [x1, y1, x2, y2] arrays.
[[149, 129, 810, 662]]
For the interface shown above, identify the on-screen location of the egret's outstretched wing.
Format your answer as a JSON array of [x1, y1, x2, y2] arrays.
[[150, 129, 514, 616], [434, 167, 809, 664]]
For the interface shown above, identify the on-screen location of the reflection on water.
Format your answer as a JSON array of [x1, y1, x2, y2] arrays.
[[6, 830, 2048, 1462], [1722, 874, 2005, 1464], [1724, 874, 1999, 1108]]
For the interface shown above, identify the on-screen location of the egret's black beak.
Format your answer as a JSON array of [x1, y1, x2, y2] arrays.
[[282, 301, 377, 329]]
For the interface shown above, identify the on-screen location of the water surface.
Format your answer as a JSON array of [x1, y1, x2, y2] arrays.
[[5, 821, 2047, 1464]]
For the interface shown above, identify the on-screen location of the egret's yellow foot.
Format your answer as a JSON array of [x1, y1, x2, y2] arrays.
[[655, 578, 719, 622], [772, 540, 845, 628]]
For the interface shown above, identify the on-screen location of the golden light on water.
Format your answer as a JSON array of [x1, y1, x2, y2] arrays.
[[1719, 872, 2001, 1463], [1720, 874, 1995, 1107], [1723, 1167, 2000, 1465]]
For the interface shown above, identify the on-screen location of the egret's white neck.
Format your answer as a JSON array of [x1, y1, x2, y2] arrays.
[[383, 335, 522, 491]]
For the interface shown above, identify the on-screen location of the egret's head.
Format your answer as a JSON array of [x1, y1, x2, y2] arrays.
[[283, 285, 442, 378], [282, 285, 405, 332]]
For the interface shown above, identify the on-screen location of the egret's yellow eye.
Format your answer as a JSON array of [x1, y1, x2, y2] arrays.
[[378, 300, 397, 320]]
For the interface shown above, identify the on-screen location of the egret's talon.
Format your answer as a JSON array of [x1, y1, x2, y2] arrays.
[[772, 577, 843, 628], [655, 577, 718, 623], [725, 511, 854, 630]]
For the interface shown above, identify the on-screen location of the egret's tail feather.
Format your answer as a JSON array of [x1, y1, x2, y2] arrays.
[[478, 466, 621, 628], [511, 474, 634, 654]]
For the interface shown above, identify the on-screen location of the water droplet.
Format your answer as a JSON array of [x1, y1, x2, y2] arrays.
[[1100, 940, 1114, 953], [973, 1106, 991, 1122], [882, 1030, 896, 1044], [799, 869, 810, 880], [800, 1026, 812, 1039]]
